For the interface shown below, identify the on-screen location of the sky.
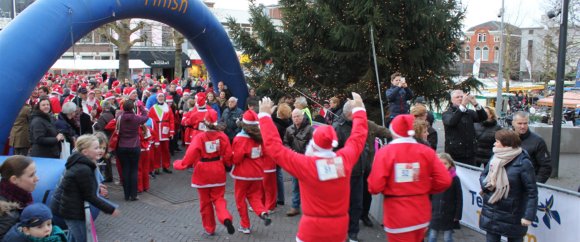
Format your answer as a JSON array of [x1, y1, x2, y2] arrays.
[[211, 0, 551, 29]]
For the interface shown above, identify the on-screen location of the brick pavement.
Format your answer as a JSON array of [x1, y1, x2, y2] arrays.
[[94, 151, 486, 242]]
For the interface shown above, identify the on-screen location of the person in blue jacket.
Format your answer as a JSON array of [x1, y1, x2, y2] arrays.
[[385, 72, 413, 123]]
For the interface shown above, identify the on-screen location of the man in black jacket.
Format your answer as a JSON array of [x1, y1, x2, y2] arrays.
[[512, 111, 552, 183], [442, 90, 487, 166]]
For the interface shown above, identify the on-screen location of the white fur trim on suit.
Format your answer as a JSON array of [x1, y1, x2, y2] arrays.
[[258, 112, 271, 119], [383, 222, 430, 234], [242, 118, 259, 125], [191, 182, 226, 188]]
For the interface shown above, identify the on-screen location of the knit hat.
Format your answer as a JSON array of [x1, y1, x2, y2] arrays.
[[205, 109, 218, 125], [311, 125, 338, 151], [389, 114, 415, 138], [196, 92, 206, 107], [20, 203, 52, 227], [123, 87, 137, 96], [242, 110, 258, 125]]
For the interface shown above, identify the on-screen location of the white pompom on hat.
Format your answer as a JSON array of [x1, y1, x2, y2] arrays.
[[311, 125, 338, 151], [389, 114, 416, 138], [242, 110, 259, 125]]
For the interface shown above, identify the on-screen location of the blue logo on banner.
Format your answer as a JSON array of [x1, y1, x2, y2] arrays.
[[538, 195, 561, 229]]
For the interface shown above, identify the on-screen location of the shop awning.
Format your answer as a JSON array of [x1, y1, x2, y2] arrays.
[[125, 50, 192, 68], [537, 91, 580, 108], [51, 59, 150, 70]]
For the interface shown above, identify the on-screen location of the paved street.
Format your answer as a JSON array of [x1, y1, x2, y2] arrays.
[[94, 149, 486, 242]]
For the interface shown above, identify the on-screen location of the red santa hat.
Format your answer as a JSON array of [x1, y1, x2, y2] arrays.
[[123, 87, 137, 96], [112, 80, 120, 88], [204, 109, 219, 125], [166, 95, 174, 103], [311, 125, 338, 151], [114, 87, 122, 95], [104, 92, 115, 101], [70, 84, 78, 93], [51, 86, 63, 95], [183, 89, 191, 96], [176, 89, 183, 96], [171, 79, 179, 85], [196, 92, 206, 107], [389, 114, 416, 138], [242, 110, 259, 125]]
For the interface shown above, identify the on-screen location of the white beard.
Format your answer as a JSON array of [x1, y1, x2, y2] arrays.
[[304, 140, 337, 158]]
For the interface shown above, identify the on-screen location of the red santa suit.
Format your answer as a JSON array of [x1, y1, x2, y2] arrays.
[[181, 93, 213, 146], [367, 115, 451, 242], [261, 154, 277, 211], [230, 110, 270, 231], [173, 109, 235, 235], [149, 94, 175, 171], [138, 125, 153, 192], [49, 87, 63, 114], [258, 106, 368, 242]]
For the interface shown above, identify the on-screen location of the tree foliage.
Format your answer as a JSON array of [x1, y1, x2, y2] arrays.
[[227, 0, 473, 109]]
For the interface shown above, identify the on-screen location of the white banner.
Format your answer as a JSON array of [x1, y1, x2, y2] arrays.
[[473, 58, 481, 77], [456, 164, 580, 242]]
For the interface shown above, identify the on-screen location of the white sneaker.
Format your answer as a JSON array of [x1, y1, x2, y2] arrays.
[[238, 227, 251, 234]]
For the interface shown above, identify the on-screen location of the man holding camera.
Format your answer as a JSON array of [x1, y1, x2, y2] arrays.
[[442, 90, 487, 166], [386, 72, 413, 125]]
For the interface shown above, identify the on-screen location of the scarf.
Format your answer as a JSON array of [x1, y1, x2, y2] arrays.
[[26, 225, 67, 242], [484, 147, 522, 204], [448, 167, 457, 178], [0, 179, 33, 208]]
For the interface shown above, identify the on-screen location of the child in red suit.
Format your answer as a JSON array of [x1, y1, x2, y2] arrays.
[[231, 110, 272, 234], [173, 109, 236, 235], [368, 114, 451, 242]]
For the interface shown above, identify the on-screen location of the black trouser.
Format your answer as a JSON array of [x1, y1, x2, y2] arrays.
[[361, 168, 372, 218], [13, 147, 29, 156], [116, 147, 141, 200], [101, 155, 113, 182], [486, 232, 523, 242], [348, 175, 364, 237], [169, 136, 178, 155]]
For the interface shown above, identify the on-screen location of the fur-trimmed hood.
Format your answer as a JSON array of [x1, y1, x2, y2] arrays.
[[0, 200, 20, 215]]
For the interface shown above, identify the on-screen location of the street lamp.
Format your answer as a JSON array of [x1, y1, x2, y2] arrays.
[[495, 0, 505, 113], [548, 0, 569, 178]]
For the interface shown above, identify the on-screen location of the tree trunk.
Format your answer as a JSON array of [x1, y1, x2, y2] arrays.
[[174, 30, 184, 80]]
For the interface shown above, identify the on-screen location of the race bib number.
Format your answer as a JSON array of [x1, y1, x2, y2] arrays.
[[198, 123, 207, 131], [316, 157, 345, 181], [162, 126, 170, 135], [394, 162, 420, 183], [205, 140, 219, 153], [251, 146, 262, 159]]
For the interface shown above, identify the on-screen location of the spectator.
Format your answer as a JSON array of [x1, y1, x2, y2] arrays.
[[93, 101, 115, 138], [216, 81, 232, 100], [442, 90, 487, 165], [272, 103, 292, 206], [368, 114, 451, 242], [117, 100, 149, 200], [479, 130, 538, 242], [327, 97, 343, 125], [294, 96, 312, 124], [29, 97, 64, 158], [385, 72, 413, 121], [217, 91, 228, 112], [512, 111, 552, 183], [50, 135, 120, 242], [54, 102, 80, 156], [411, 104, 437, 150], [0, 156, 39, 240], [9, 104, 32, 156], [283, 109, 314, 217], [145, 87, 159, 109], [220, 97, 243, 142], [3, 203, 67, 242], [428, 153, 463, 242], [246, 88, 259, 108], [474, 106, 503, 167], [206, 92, 221, 119], [413, 119, 431, 147]]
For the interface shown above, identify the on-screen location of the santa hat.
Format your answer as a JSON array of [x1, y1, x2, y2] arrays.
[[196, 92, 206, 107], [176, 89, 183, 96], [70, 84, 78, 93], [205, 109, 219, 125], [242, 110, 258, 125], [51, 86, 63, 95], [171, 79, 179, 85], [112, 80, 120, 88], [311, 125, 338, 151], [123, 87, 137, 96], [114, 87, 122, 95], [389, 114, 416, 138], [166, 95, 174, 103], [103, 92, 115, 101], [183, 89, 191, 96]]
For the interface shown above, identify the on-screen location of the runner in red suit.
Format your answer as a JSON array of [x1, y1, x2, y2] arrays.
[[148, 93, 175, 173], [174, 109, 236, 235], [368, 114, 451, 242], [257, 95, 368, 242]]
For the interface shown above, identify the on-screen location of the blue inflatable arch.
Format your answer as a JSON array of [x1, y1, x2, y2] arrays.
[[0, 0, 247, 148]]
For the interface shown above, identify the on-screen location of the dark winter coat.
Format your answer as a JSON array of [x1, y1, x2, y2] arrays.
[[28, 111, 60, 158], [519, 130, 552, 183], [385, 86, 413, 117], [9, 105, 31, 149], [2, 223, 67, 242], [474, 120, 502, 166], [283, 119, 313, 154], [442, 105, 487, 165], [221, 107, 243, 141], [479, 152, 538, 238], [272, 114, 292, 140], [430, 175, 463, 231], [0, 198, 20, 241], [93, 110, 115, 137], [50, 153, 116, 220], [54, 113, 78, 145]]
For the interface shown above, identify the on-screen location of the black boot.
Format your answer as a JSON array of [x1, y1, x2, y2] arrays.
[[224, 219, 235, 234]]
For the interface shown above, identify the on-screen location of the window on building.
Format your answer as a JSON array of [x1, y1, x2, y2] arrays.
[[141, 24, 152, 46], [101, 56, 111, 60], [162, 25, 173, 47], [97, 29, 109, 44], [477, 33, 487, 42], [482, 46, 489, 61], [79, 32, 94, 44], [494, 46, 500, 63], [465, 46, 470, 60], [494, 36, 500, 42], [466, 36, 471, 42], [474, 47, 482, 60], [529, 29, 534, 34]]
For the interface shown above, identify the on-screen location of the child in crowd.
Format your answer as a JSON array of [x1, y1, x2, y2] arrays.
[[2, 203, 67, 242], [428, 153, 463, 242]]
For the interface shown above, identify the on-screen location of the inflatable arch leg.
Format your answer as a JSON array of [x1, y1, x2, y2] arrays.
[[0, 0, 248, 149]]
